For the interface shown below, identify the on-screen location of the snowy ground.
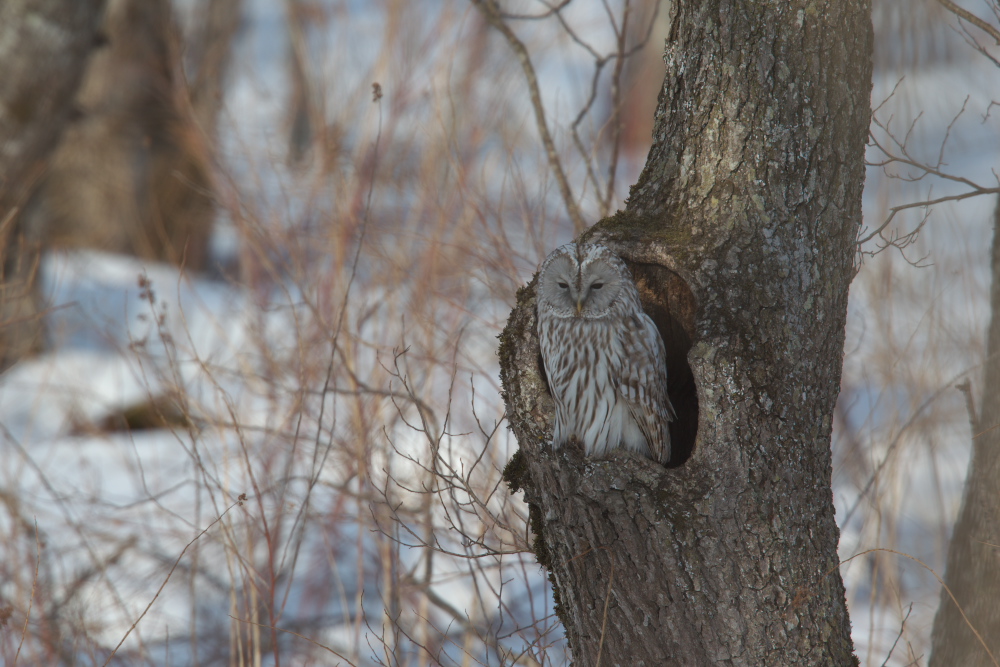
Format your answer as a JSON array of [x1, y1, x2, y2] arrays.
[[2, 1, 999, 665]]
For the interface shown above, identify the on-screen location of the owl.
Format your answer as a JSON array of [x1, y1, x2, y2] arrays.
[[536, 243, 676, 464]]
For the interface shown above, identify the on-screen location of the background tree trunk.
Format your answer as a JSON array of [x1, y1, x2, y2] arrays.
[[928, 198, 1000, 667], [0, 0, 242, 370], [0, 0, 106, 369], [0, 0, 105, 202], [499, 1, 873, 664], [20, 0, 220, 272]]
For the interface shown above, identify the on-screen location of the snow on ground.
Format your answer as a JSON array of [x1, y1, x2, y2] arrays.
[[2, 1, 999, 665]]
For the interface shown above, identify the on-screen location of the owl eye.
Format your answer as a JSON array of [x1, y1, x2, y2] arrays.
[[591, 283, 604, 290], [557, 282, 569, 289]]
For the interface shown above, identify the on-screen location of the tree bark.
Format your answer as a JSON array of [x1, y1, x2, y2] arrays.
[[0, 0, 106, 369], [928, 198, 1000, 667], [499, 1, 872, 665]]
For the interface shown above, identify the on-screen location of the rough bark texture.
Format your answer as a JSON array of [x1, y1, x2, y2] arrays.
[[0, 0, 106, 369], [928, 200, 1000, 667], [499, 1, 872, 665]]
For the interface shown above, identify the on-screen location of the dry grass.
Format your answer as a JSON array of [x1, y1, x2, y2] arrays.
[[1, 1, 661, 665]]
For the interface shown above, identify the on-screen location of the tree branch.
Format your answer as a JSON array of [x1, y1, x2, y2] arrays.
[[471, 0, 586, 233], [937, 0, 1000, 46]]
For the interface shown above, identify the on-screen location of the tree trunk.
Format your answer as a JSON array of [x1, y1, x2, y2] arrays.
[[21, 0, 217, 272], [928, 198, 1000, 667], [0, 0, 106, 369], [0, 0, 105, 202], [498, 1, 872, 665]]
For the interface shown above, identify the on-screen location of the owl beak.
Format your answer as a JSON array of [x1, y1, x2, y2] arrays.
[[576, 299, 583, 315]]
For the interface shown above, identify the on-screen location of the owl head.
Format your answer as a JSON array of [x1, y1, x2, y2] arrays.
[[537, 243, 632, 319]]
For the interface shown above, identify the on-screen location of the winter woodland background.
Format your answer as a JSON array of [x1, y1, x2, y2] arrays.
[[0, 0, 997, 664]]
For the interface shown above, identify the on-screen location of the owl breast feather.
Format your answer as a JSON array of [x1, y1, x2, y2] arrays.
[[539, 313, 650, 458]]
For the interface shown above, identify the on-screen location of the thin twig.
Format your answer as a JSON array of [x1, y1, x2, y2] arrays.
[[277, 82, 386, 618], [860, 93, 1000, 255], [835, 548, 999, 667], [13, 519, 40, 666], [879, 602, 913, 667], [471, 0, 586, 233], [501, 0, 574, 21], [842, 364, 978, 526], [937, 0, 1000, 45], [858, 188, 1000, 247], [230, 615, 360, 665], [602, 0, 630, 217], [102, 496, 246, 666]]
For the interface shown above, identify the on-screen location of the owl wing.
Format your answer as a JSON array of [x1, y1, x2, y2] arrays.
[[617, 311, 676, 463]]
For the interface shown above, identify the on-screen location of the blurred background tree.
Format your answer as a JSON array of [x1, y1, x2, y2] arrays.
[[0, 0, 106, 370], [925, 3, 1000, 664], [1, 0, 241, 371]]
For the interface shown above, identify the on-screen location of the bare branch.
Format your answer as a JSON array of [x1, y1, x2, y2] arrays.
[[937, 0, 1000, 46], [471, 0, 587, 233]]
